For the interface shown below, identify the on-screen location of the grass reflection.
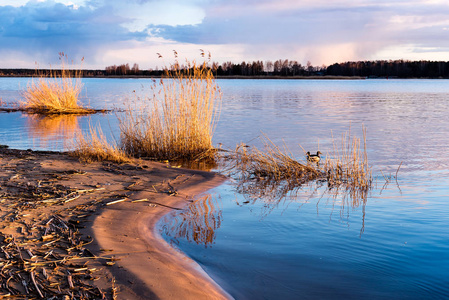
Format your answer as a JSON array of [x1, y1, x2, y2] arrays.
[[26, 114, 81, 148], [160, 194, 222, 247]]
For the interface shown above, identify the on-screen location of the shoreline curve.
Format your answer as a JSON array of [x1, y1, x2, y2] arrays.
[[0, 147, 232, 299], [87, 165, 232, 299]]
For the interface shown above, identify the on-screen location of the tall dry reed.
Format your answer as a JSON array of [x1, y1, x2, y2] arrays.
[[21, 53, 87, 114], [323, 126, 372, 192], [119, 62, 221, 160]]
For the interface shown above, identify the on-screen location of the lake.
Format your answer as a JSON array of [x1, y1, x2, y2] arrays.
[[1, 78, 449, 299]]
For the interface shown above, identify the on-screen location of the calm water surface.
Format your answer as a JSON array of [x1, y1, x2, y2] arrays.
[[1, 78, 449, 299]]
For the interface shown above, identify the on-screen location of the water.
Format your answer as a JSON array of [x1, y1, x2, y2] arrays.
[[0, 77, 147, 150], [1, 78, 449, 299]]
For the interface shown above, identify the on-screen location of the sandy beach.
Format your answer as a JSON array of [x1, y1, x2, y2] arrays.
[[0, 147, 231, 299]]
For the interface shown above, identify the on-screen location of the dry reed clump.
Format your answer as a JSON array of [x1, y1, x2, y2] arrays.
[[225, 128, 372, 202], [71, 125, 131, 164], [228, 136, 321, 184], [221, 137, 324, 215], [119, 61, 221, 161], [323, 126, 372, 192], [21, 53, 93, 115]]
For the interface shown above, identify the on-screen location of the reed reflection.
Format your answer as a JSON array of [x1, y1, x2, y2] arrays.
[[25, 114, 82, 148], [175, 158, 219, 172], [160, 194, 222, 247], [235, 172, 369, 235]]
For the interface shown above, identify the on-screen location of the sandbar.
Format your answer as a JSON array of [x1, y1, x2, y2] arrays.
[[0, 147, 231, 299]]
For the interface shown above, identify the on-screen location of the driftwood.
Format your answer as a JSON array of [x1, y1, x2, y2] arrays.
[[0, 150, 120, 299], [0, 216, 110, 299]]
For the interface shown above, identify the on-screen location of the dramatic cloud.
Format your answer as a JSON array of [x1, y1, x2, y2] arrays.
[[0, 1, 141, 66], [1, 0, 449, 68]]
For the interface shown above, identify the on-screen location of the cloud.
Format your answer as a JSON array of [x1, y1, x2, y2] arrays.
[[154, 3, 370, 43], [0, 1, 143, 66], [2, 0, 449, 68], [0, 0, 209, 67]]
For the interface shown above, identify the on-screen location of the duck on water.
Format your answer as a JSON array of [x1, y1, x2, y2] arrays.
[[306, 151, 322, 163]]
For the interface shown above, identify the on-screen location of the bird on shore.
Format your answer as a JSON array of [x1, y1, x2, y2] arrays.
[[306, 151, 322, 163]]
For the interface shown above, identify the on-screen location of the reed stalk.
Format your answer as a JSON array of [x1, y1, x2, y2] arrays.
[[119, 61, 221, 160]]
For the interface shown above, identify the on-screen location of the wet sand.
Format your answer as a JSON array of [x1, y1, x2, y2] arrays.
[[0, 147, 231, 299]]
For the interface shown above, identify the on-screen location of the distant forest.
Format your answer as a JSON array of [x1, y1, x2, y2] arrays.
[[2, 59, 449, 78]]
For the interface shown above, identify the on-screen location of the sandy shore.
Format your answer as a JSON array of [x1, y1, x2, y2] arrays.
[[0, 147, 231, 299]]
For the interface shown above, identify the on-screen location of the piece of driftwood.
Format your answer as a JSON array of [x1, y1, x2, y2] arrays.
[[105, 198, 127, 206]]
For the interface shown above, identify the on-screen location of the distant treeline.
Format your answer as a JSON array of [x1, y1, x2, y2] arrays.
[[2, 59, 449, 78], [326, 60, 449, 78], [0, 68, 163, 77]]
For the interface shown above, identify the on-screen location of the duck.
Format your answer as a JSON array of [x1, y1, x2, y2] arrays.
[[306, 151, 322, 163]]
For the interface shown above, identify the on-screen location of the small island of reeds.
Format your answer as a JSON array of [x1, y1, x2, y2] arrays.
[[1, 53, 107, 115]]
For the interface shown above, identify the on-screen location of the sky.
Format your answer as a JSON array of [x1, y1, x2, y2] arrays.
[[1, 0, 449, 69]]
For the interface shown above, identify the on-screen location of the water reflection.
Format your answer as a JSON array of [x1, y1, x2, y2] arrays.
[[160, 194, 222, 247], [235, 176, 369, 235], [25, 114, 82, 149], [175, 158, 218, 172], [325, 185, 368, 235]]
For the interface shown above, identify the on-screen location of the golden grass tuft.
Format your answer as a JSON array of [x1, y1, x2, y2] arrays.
[[21, 54, 92, 115], [71, 125, 131, 164], [323, 126, 372, 192], [119, 61, 221, 160], [22, 75, 82, 113]]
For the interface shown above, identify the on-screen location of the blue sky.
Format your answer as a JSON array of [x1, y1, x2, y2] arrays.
[[1, 0, 449, 69]]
